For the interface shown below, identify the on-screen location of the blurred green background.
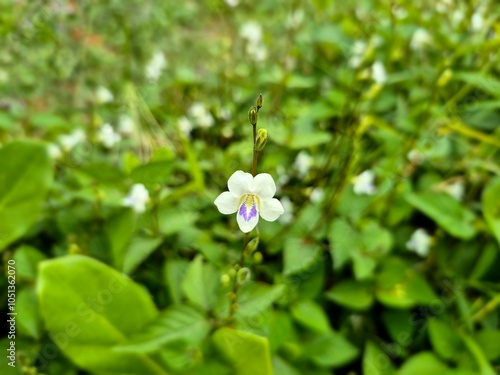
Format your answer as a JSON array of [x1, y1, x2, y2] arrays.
[[1, 0, 500, 374]]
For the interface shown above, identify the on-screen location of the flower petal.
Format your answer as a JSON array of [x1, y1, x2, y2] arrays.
[[236, 195, 260, 233], [260, 198, 284, 222], [251, 173, 276, 199], [214, 192, 238, 214], [228, 170, 253, 197]]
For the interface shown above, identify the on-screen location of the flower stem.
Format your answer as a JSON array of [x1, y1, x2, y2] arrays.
[[227, 233, 250, 323], [252, 123, 257, 176]]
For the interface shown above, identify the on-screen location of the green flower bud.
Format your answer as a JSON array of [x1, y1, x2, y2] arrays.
[[255, 128, 268, 151], [437, 69, 453, 87], [237, 267, 251, 284], [256, 94, 263, 109], [244, 237, 259, 256], [248, 106, 258, 125], [220, 273, 231, 287], [253, 251, 263, 264]]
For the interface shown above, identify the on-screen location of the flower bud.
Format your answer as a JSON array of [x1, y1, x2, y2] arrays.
[[437, 69, 453, 87], [237, 267, 250, 283], [256, 94, 263, 109], [220, 273, 231, 287], [248, 106, 258, 125], [244, 237, 259, 256], [255, 128, 268, 151], [253, 251, 263, 264]]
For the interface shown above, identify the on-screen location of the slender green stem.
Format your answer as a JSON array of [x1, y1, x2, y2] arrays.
[[228, 233, 250, 323], [252, 123, 257, 176]]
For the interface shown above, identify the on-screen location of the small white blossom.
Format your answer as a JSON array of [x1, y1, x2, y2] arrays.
[[145, 50, 167, 80], [471, 10, 484, 32], [214, 170, 285, 233], [240, 22, 267, 61], [95, 86, 114, 104], [59, 129, 86, 151], [371, 61, 387, 84], [410, 28, 432, 51], [178, 116, 193, 138], [118, 115, 135, 136], [97, 123, 121, 149], [437, 179, 465, 201], [348, 40, 367, 68], [225, 0, 239, 7], [188, 102, 214, 128], [123, 184, 150, 214], [406, 228, 432, 257], [286, 9, 305, 29], [310, 187, 324, 204], [407, 149, 426, 165], [276, 165, 290, 189], [47, 143, 62, 160], [294, 151, 313, 178], [352, 170, 377, 195]]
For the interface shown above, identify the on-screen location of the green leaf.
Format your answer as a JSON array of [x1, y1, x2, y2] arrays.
[[398, 352, 448, 375], [182, 255, 219, 312], [37, 255, 168, 375], [290, 299, 330, 333], [114, 305, 210, 353], [363, 341, 396, 375], [13, 245, 47, 281], [474, 330, 500, 361], [123, 235, 163, 274], [267, 310, 296, 352], [157, 205, 199, 236], [235, 282, 285, 319], [325, 280, 374, 310], [163, 258, 189, 304], [459, 332, 497, 375], [130, 161, 173, 184], [288, 132, 331, 149], [0, 141, 53, 251], [105, 209, 136, 270], [482, 178, 500, 246], [17, 287, 42, 340], [213, 328, 273, 375], [283, 236, 322, 276], [272, 355, 301, 375], [303, 331, 359, 368], [428, 319, 462, 360], [329, 219, 360, 270], [405, 192, 476, 240]]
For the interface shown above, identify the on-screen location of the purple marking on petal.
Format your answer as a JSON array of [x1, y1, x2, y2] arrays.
[[238, 195, 258, 222]]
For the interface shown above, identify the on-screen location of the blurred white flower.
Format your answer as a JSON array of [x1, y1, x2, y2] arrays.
[[452, 9, 465, 25], [118, 115, 135, 136], [286, 9, 305, 29], [310, 187, 324, 204], [97, 123, 121, 149], [410, 28, 432, 51], [123, 184, 150, 214], [225, 0, 239, 7], [471, 10, 484, 32], [436, 0, 453, 13], [352, 170, 377, 195], [392, 5, 407, 19], [278, 196, 294, 224], [146, 50, 167, 80], [95, 86, 114, 104], [188, 102, 214, 128], [445, 181, 465, 201], [47, 143, 62, 160], [59, 129, 86, 151], [240, 21, 268, 61], [407, 149, 426, 165], [276, 165, 290, 189], [406, 228, 432, 257], [348, 40, 367, 68], [294, 151, 313, 178], [178, 116, 193, 138], [371, 61, 387, 84]]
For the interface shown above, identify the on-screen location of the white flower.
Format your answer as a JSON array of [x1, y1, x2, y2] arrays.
[[286, 9, 305, 29], [310, 187, 324, 204], [225, 0, 239, 7], [371, 61, 387, 84], [240, 22, 263, 45], [278, 197, 294, 224], [348, 40, 367, 68], [214, 170, 285, 233], [406, 228, 432, 257], [123, 184, 150, 214], [118, 115, 135, 136], [47, 143, 62, 160], [178, 116, 193, 138], [59, 129, 86, 151], [410, 28, 432, 51], [97, 123, 121, 148], [95, 86, 114, 103], [352, 170, 377, 195], [293, 151, 313, 178], [437, 179, 465, 201], [471, 10, 484, 32], [145, 50, 167, 80], [188, 102, 214, 128], [407, 149, 425, 165]]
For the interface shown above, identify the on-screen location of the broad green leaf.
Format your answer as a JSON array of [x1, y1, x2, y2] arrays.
[[163, 258, 189, 304], [37, 255, 167, 375], [289, 132, 331, 149], [325, 280, 374, 310], [0, 141, 53, 251], [405, 192, 476, 240], [452, 72, 500, 97], [329, 219, 360, 270], [459, 333, 497, 375], [428, 319, 462, 360], [157, 206, 199, 236], [17, 287, 42, 340], [213, 328, 273, 375], [272, 355, 301, 375], [482, 178, 500, 246], [13, 245, 47, 281], [398, 352, 448, 375], [290, 299, 330, 333], [363, 341, 396, 375], [105, 209, 136, 270], [474, 330, 500, 361], [303, 331, 359, 368], [123, 235, 163, 274], [182, 255, 219, 312], [267, 310, 297, 352], [114, 305, 210, 353], [130, 161, 173, 184], [236, 282, 285, 319], [351, 250, 377, 280], [283, 236, 322, 276]]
